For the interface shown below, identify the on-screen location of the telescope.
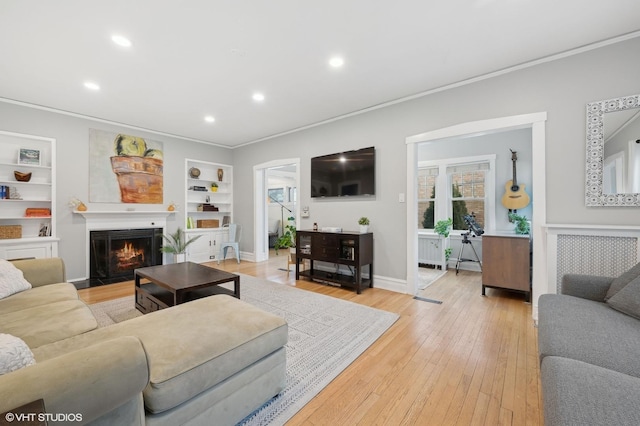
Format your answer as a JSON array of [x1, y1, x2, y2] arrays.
[[463, 213, 484, 237]]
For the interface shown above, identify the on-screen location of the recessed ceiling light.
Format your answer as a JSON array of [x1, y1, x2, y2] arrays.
[[83, 81, 100, 91], [252, 93, 265, 102], [204, 115, 215, 123], [329, 57, 344, 68], [111, 35, 132, 47]]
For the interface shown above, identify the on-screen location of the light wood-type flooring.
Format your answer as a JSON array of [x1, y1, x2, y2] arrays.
[[78, 253, 542, 425]]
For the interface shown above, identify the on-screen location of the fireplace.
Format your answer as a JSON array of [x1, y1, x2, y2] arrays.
[[90, 228, 163, 281]]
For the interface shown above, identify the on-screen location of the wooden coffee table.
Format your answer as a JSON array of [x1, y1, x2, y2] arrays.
[[134, 262, 240, 314]]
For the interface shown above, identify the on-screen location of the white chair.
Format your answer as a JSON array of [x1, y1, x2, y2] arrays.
[[218, 224, 241, 264]]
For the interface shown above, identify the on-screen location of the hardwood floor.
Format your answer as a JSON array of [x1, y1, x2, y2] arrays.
[[77, 254, 542, 426]]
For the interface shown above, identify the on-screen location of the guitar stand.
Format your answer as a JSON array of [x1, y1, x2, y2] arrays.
[[455, 232, 482, 275]]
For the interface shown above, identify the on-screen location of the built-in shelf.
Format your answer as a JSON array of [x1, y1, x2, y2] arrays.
[[0, 162, 52, 170], [0, 130, 57, 258]]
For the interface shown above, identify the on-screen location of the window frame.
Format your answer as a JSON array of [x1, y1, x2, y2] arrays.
[[418, 154, 496, 235]]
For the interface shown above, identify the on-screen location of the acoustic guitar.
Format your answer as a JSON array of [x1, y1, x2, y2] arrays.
[[501, 149, 530, 211]]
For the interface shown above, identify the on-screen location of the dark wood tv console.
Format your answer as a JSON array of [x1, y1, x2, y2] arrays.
[[295, 230, 373, 294]]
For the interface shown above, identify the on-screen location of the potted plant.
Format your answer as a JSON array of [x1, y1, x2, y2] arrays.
[[434, 218, 453, 266], [210, 182, 218, 192], [274, 216, 296, 255], [160, 227, 202, 263], [358, 217, 370, 233], [508, 213, 530, 235]]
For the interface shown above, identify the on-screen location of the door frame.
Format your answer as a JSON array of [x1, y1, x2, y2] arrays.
[[253, 158, 300, 262], [405, 112, 547, 317]]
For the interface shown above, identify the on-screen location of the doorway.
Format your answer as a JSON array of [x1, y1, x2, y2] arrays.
[[406, 113, 547, 310], [266, 164, 298, 259], [253, 159, 300, 263]]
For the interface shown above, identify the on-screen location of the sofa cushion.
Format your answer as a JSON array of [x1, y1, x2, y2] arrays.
[[607, 275, 640, 320], [0, 333, 35, 375], [0, 300, 98, 349], [538, 293, 640, 378], [541, 356, 640, 426], [0, 259, 31, 299], [605, 261, 640, 301], [0, 283, 79, 315], [33, 295, 288, 414]]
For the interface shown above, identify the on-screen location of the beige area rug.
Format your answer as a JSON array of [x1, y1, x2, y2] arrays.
[[89, 273, 399, 426], [417, 266, 447, 290]]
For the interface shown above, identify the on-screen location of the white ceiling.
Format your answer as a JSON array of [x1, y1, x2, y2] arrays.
[[1, 1, 639, 148]]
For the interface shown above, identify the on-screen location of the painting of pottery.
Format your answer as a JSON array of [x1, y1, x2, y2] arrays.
[[89, 129, 164, 204]]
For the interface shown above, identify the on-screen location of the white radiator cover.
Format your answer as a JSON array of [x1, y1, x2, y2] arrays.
[[418, 233, 446, 270], [545, 225, 640, 295], [556, 234, 638, 292]]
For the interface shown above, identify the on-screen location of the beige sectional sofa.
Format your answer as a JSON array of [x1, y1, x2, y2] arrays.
[[0, 258, 288, 426]]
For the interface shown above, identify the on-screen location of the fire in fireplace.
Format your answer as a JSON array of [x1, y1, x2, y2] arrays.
[[115, 241, 146, 271], [90, 228, 163, 281]]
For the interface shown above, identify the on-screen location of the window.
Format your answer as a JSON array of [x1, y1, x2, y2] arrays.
[[268, 188, 284, 203], [418, 167, 438, 229], [418, 156, 494, 233], [447, 163, 488, 230]]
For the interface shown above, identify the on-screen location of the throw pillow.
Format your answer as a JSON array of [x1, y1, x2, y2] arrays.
[[0, 259, 32, 299], [0, 333, 36, 375], [605, 262, 640, 301], [607, 276, 640, 320]]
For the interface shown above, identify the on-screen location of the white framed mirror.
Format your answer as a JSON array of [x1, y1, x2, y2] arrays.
[[586, 93, 640, 206]]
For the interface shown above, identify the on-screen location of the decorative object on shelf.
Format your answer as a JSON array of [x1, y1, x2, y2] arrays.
[[434, 218, 453, 262], [508, 213, 531, 235], [0, 185, 12, 199], [189, 167, 201, 179], [160, 227, 202, 263], [25, 208, 51, 217], [89, 129, 164, 204], [167, 202, 177, 211], [197, 219, 219, 228], [68, 196, 87, 211], [18, 148, 41, 166], [217, 168, 224, 181], [190, 185, 208, 191], [274, 216, 296, 254], [0, 225, 22, 239], [8, 187, 21, 200], [358, 217, 370, 233], [211, 182, 218, 192], [13, 171, 32, 182], [38, 223, 51, 237]]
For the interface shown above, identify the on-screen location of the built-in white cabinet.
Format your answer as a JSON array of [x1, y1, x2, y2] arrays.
[[184, 159, 232, 263], [185, 229, 229, 263], [0, 130, 58, 259]]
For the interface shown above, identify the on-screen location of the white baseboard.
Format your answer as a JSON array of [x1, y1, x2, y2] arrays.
[[373, 275, 409, 294]]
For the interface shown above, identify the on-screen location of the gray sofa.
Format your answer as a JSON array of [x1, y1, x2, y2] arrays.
[[538, 264, 640, 426], [0, 258, 288, 425]]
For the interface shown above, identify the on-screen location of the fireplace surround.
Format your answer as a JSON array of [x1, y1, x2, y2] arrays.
[[90, 228, 163, 281], [73, 210, 174, 287]]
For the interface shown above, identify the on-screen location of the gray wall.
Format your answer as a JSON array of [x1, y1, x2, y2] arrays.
[[233, 37, 640, 283], [418, 128, 533, 232], [0, 102, 232, 280]]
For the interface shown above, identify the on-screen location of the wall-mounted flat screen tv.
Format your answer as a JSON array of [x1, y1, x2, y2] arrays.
[[311, 147, 375, 198]]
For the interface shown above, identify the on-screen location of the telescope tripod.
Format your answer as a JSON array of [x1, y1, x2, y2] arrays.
[[455, 232, 482, 275]]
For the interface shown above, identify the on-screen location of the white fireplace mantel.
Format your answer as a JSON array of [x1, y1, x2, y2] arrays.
[[74, 210, 175, 230]]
